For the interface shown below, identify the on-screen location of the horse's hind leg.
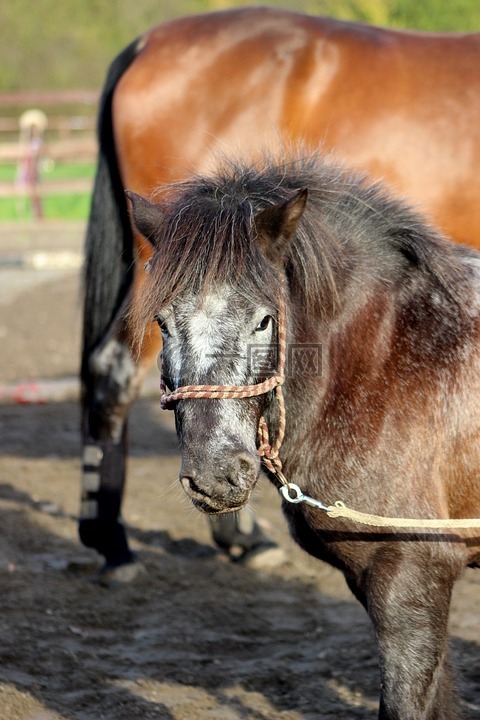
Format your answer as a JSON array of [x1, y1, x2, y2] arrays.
[[80, 306, 152, 581], [361, 543, 465, 720], [209, 507, 284, 567]]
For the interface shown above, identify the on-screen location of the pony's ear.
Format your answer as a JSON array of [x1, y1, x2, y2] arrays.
[[125, 190, 164, 247], [255, 188, 308, 262]]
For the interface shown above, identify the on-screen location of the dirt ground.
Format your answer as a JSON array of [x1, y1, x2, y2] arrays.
[[0, 224, 479, 720]]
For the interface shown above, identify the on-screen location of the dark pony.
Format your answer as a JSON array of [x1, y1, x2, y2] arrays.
[[80, 6, 480, 579], [128, 153, 480, 720]]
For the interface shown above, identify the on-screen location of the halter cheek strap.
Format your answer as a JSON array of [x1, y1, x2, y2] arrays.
[[159, 293, 288, 482]]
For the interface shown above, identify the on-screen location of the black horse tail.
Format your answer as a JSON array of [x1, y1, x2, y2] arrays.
[[81, 37, 141, 388]]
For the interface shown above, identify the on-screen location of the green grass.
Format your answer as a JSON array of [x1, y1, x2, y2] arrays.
[[0, 161, 95, 221]]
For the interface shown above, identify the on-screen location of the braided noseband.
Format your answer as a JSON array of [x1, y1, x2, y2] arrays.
[[160, 289, 288, 483]]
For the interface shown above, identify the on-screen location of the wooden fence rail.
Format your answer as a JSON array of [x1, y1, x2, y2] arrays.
[[0, 116, 96, 136], [0, 138, 97, 164], [0, 178, 94, 198]]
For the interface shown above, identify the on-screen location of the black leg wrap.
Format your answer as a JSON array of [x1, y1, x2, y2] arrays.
[[209, 508, 270, 553], [79, 518, 133, 567], [79, 433, 134, 566]]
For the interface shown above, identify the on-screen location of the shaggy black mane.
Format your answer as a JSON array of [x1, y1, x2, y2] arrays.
[[134, 154, 469, 331]]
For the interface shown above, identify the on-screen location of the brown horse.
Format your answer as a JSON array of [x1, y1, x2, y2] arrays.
[[127, 152, 480, 720], [81, 6, 480, 576]]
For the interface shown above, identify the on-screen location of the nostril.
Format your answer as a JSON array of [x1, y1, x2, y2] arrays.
[[236, 453, 256, 473], [180, 474, 192, 493], [180, 474, 208, 497], [222, 453, 258, 491]]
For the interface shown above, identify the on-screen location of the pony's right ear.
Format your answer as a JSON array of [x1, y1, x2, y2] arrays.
[[125, 190, 164, 247], [255, 188, 307, 263]]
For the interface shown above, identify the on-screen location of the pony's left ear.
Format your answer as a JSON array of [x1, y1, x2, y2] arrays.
[[125, 190, 164, 247], [255, 188, 308, 263]]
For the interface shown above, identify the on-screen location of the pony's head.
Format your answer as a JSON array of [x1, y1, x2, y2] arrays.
[[127, 177, 307, 513]]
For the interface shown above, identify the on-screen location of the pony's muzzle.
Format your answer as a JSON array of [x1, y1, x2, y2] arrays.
[[180, 451, 259, 514]]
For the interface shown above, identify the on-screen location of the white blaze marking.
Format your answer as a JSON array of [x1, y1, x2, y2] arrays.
[[187, 291, 230, 373]]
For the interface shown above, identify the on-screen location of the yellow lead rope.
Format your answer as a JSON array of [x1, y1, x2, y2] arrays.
[[280, 483, 480, 530]]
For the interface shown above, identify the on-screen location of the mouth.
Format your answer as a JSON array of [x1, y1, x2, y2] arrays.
[[192, 498, 247, 515], [180, 476, 252, 515]]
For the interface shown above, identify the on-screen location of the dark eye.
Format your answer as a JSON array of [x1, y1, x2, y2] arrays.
[[154, 315, 169, 336], [255, 315, 272, 332]]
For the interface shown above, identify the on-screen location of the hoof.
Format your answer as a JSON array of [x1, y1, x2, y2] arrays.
[[234, 541, 286, 569], [98, 558, 147, 587]]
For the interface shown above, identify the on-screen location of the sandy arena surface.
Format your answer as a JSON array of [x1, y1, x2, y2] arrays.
[[0, 223, 479, 719]]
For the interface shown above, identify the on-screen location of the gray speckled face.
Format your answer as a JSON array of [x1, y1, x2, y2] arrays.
[[158, 285, 276, 514]]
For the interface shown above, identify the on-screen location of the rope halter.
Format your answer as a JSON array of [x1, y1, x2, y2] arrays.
[[158, 287, 480, 531], [159, 290, 288, 482]]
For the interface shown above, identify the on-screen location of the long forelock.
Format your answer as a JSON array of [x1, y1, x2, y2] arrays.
[[131, 176, 279, 342], [129, 158, 347, 347]]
